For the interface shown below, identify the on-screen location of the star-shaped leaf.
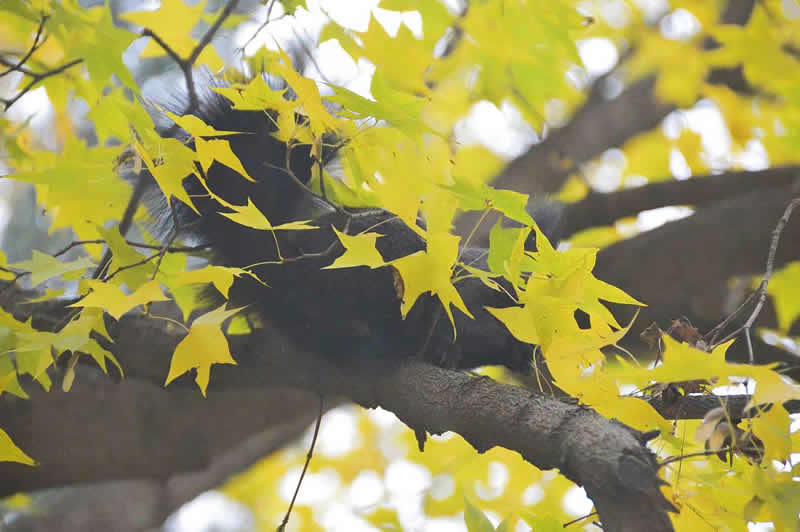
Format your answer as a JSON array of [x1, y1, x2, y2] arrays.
[[164, 305, 241, 396], [70, 280, 170, 320]]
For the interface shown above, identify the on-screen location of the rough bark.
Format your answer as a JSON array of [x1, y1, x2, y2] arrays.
[[561, 167, 800, 238], [0, 284, 676, 531]]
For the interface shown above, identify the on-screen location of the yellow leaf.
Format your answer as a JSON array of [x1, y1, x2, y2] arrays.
[[485, 306, 540, 345], [163, 110, 242, 138], [0, 427, 35, 465], [212, 77, 296, 113], [70, 280, 170, 320], [751, 404, 792, 462], [767, 261, 800, 332], [194, 137, 254, 181], [616, 337, 800, 408], [164, 305, 241, 396], [391, 233, 473, 336], [174, 265, 250, 298], [219, 199, 318, 231], [323, 228, 386, 270], [271, 49, 348, 137], [134, 137, 198, 212]]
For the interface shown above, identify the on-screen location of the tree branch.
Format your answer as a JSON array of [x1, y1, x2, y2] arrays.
[[488, 0, 757, 201], [561, 166, 800, 237], [1, 285, 675, 531]]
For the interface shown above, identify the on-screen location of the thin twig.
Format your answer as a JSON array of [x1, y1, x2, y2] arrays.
[[710, 197, 800, 362], [705, 289, 758, 345], [237, 0, 279, 54], [278, 394, 324, 532], [0, 16, 48, 77], [658, 447, 732, 470], [1, 58, 83, 110], [92, 176, 149, 279], [104, 253, 161, 282], [564, 511, 598, 528], [142, 0, 239, 131], [151, 199, 182, 279]]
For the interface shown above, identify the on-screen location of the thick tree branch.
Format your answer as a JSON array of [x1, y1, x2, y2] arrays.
[[0, 286, 675, 531], [0, 370, 320, 497], [647, 393, 800, 420], [489, 0, 756, 201], [561, 166, 800, 237]]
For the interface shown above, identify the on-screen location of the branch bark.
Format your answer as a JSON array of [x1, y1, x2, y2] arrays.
[[0, 287, 675, 531], [561, 166, 800, 238], [488, 0, 756, 201]]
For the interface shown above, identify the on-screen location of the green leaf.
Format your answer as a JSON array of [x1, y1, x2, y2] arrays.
[[463, 498, 495, 532], [10, 251, 94, 287]]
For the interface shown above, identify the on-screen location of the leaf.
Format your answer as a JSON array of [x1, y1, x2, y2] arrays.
[[164, 305, 241, 396], [0, 428, 35, 466], [326, 73, 430, 137], [323, 228, 386, 270], [54, 3, 138, 93], [750, 404, 792, 462], [355, 16, 433, 96], [519, 510, 563, 532], [173, 265, 250, 298], [10, 251, 94, 287], [134, 137, 198, 212], [70, 280, 170, 320], [463, 498, 495, 532], [96, 224, 150, 290], [616, 337, 800, 408], [8, 138, 131, 241], [443, 178, 535, 226], [163, 110, 242, 138], [0, 359, 28, 399], [270, 49, 349, 137], [391, 233, 473, 336], [194, 137, 254, 181], [212, 76, 296, 113], [487, 221, 533, 283], [219, 199, 317, 231], [767, 261, 800, 332]]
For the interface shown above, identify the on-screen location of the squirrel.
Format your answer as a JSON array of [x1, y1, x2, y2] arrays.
[[135, 74, 562, 372]]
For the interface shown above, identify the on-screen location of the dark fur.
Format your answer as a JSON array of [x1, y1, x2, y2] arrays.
[[140, 80, 559, 370]]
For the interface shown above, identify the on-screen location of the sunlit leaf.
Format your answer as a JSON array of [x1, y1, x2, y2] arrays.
[[165, 305, 242, 396]]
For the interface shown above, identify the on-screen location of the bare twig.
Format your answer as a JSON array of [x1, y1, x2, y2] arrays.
[[0, 16, 48, 77], [105, 252, 161, 282], [564, 511, 599, 528], [1, 58, 82, 110], [658, 447, 732, 470], [237, 0, 280, 55], [278, 394, 324, 532], [142, 0, 240, 129], [711, 197, 800, 361], [150, 199, 182, 280], [92, 176, 149, 279]]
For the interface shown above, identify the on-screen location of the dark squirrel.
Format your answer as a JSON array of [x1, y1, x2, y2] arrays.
[[138, 77, 562, 372]]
